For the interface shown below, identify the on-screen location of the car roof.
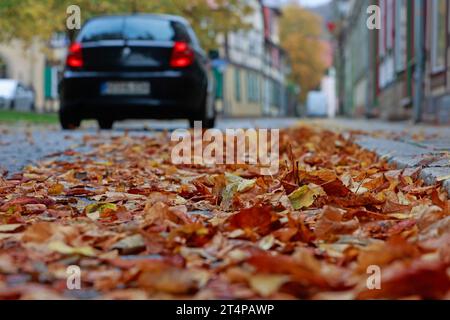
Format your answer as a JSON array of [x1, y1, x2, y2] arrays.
[[0, 79, 18, 95], [0, 79, 18, 84], [86, 14, 190, 26], [0, 79, 18, 87]]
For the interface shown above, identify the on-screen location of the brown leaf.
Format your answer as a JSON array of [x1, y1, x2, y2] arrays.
[[138, 268, 209, 294], [111, 234, 146, 255], [143, 202, 191, 226], [227, 205, 273, 233], [357, 259, 450, 299], [314, 206, 359, 240], [357, 236, 420, 272]]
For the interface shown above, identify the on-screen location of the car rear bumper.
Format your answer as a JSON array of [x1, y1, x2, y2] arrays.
[[62, 98, 200, 120], [60, 70, 206, 120]]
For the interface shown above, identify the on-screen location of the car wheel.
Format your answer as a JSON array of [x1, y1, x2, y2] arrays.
[[98, 119, 114, 130], [189, 92, 216, 129], [189, 116, 215, 129], [59, 108, 81, 130], [204, 117, 216, 129]]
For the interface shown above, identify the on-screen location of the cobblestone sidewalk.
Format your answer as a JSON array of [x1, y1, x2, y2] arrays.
[[311, 119, 450, 194]]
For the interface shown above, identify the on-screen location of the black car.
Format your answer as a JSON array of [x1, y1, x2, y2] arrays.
[[59, 14, 216, 129]]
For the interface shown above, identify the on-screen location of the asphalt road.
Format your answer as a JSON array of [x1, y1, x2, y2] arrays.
[[2, 117, 450, 193], [0, 118, 299, 175]]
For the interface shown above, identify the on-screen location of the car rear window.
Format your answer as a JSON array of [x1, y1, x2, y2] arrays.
[[125, 17, 176, 41], [78, 16, 191, 43], [79, 17, 124, 42]]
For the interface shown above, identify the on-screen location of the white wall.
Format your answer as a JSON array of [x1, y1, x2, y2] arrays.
[[321, 74, 337, 118], [0, 40, 46, 110], [226, 0, 265, 70]]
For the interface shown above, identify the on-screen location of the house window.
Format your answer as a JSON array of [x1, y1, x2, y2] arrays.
[[270, 81, 280, 107], [246, 72, 252, 103], [431, 0, 447, 72], [395, 0, 407, 71], [386, 0, 394, 50], [234, 69, 241, 102], [379, 0, 386, 56], [246, 71, 259, 103]]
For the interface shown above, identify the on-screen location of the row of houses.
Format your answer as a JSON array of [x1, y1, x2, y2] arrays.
[[0, 0, 292, 117], [216, 0, 291, 117], [333, 0, 450, 124]]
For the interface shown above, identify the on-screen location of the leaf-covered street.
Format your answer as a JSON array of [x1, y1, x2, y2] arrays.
[[0, 122, 448, 299]]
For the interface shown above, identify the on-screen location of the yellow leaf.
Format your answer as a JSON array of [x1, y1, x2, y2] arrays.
[[228, 229, 246, 238], [94, 161, 113, 166], [436, 174, 450, 182], [249, 274, 289, 297], [318, 243, 350, 258], [236, 179, 256, 193], [221, 173, 256, 209], [387, 213, 412, 220], [403, 176, 413, 185], [258, 235, 275, 250], [87, 211, 100, 221], [288, 185, 322, 210], [48, 183, 64, 195], [85, 203, 117, 218], [48, 241, 95, 257], [0, 224, 23, 233]]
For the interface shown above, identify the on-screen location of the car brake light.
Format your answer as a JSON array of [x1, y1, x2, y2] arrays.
[[66, 42, 83, 68], [170, 42, 194, 68]]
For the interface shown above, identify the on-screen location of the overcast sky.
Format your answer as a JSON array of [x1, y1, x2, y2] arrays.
[[299, 0, 331, 6], [278, 0, 332, 7]]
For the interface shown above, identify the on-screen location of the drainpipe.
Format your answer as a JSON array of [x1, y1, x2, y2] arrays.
[[223, 32, 229, 116], [365, 0, 372, 117], [413, 0, 425, 123]]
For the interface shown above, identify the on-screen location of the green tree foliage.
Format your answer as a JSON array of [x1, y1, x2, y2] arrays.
[[0, 0, 252, 51]]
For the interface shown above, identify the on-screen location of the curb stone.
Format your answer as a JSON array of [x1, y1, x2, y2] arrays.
[[354, 135, 450, 195]]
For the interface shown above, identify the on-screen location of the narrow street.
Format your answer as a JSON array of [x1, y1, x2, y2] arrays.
[[2, 118, 449, 193]]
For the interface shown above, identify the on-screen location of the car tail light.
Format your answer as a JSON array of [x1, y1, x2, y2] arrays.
[[66, 42, 83, 68], [170, 42, 194, 68]]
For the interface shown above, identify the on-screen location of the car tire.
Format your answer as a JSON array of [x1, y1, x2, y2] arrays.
[[189, 92, 216, 129], [98, 119, 114, 130], [189, 116, 216, 129], [59, 108, 81, 130]]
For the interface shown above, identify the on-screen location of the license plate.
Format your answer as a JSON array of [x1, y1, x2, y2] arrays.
[[101, 81, 150, 95]]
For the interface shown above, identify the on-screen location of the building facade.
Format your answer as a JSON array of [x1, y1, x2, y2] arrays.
[[0, 36, 66, 112], [423, 0, 450, 124], [334, 0, 450, 124], [217, 0, 289, 117]]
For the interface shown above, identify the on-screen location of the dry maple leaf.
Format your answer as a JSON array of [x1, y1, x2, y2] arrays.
[[314, 206, 359, 241]]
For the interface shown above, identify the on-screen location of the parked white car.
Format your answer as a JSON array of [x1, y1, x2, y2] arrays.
[[0, 79, 35, 111]]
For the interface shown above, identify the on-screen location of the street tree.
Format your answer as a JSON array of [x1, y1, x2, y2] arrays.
[[0, 0, 252, 51], [280, 3, 328, 103]]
